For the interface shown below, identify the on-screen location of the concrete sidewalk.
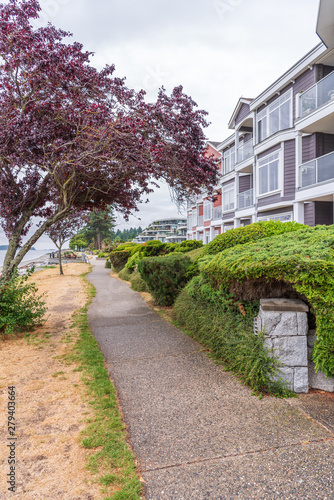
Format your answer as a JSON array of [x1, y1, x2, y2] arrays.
[[87, 259, 334, 499]]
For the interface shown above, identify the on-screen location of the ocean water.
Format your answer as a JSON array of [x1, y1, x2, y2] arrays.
[[0, 249, 54, 267]]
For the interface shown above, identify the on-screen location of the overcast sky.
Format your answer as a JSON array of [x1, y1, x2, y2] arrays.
[[2, 0, 321, 248]]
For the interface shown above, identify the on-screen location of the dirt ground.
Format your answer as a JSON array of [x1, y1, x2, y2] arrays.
[[0, 263, 103, 499]]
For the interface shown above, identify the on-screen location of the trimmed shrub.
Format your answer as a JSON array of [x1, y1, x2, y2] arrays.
[[138, 253, 191, 306], [125, 251, 141, 271], [0, 270, 46, 336], [140, 240, 166, 257], [202, 220, 304, 256], [118, 267, 133, 281], [109, 250, 131, 272], [174, 276, 293, 397], [201, 225, 334, 376], [179, 239, 203, 251], [130, 272, 149, 292], [105, 260, 111, 269]]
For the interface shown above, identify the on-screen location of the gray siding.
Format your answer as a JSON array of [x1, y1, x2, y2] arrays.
[[322, 134, 334, 156], [304, 202, 315, 226], [257, 143, 281, 159], [257, 193, 282, 207], [222, 178, 235, 187], [239, 174, 252, 193], [316, 64, 334, 81], [302, 134, 316, 163], [293, 67, 316, 120], [284, 140, 296, 198], [304, 201, 333, 227], [235, 103, 251, 126], [223, 211, 235, 220]]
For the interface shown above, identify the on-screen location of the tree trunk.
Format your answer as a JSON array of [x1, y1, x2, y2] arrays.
[[56, 243, 63, 275], [1, 208, 70, 282]]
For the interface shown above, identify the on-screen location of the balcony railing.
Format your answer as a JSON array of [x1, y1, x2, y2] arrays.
[[197, 215, 204, 226], [299, 70, 334, 118], [237, 140, 254, 164], [299, 151, 334, 188], [238, 189, 254, 209], [213, 206, 222, 220]]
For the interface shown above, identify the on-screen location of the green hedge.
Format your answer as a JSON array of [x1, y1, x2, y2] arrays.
[[200, 225, 334, 376], [109, 250, 131, 272], [129, 272, 149, 293], [202, 220, 305, 256], [174, 276, 293, 397], [138, 253, 191, 306]]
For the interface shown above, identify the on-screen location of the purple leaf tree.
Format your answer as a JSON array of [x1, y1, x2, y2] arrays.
[[0, 0, 219, 280]]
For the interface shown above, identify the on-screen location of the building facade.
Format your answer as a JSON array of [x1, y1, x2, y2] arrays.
[[187, 40, 334, 242], [135, 218, 187, 243]]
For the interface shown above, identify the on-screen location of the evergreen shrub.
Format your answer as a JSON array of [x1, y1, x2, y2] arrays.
[[105, 260, 111, 269], [129, 272, 149, 292], [202, 220, 304, 256], [201, 225, 334, 376], [0, 269, 46, 336], [109, 250, 131, 272], [138, 253, 191, 306], [118, 267, 133, 281], [179, 239, 203, 251], [174, 276, 293, 397]]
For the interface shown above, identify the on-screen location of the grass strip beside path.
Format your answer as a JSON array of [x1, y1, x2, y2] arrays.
[[71, 270, 143, 499]]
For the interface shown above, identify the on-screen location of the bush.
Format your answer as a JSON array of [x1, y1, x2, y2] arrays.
[[202, 220, 304, 256], [138, 253, 191, 306], [105, 260, 111, 269], [174, 276, 293, 397], [109, 250, 131, 272], [118, 267, 133, 281], [201, 225, 334, 376], [130, 272, 149, 292], [125, 251, 142, 271], [0, 270, 46, 336], [140, 240, 166, 257], [98, 252, 107, 258], [179, 239, 203, 251]]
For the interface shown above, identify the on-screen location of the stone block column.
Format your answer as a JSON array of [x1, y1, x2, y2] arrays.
[[255, 298, 309, 393]]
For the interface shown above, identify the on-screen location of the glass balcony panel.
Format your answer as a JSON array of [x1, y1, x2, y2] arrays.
[[299, 152, 334, 188], [238, 189, 254, 209], [317, 153, 334, 183], [237, 140, 253, 164], [213, 206, 222, 220], [300, 71, 334, 118]]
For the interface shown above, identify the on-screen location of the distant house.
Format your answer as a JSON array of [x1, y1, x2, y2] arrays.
[[188, 1, 334, 242], [135, 218, 187, 244]]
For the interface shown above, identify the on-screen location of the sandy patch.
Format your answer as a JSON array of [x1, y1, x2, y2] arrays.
[[0, 263, 102, 499]]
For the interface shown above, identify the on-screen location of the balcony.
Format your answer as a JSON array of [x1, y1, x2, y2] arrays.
[[213, 206, 222, 220], [237, 140, 253, 164], [299, 71, 334, 119], [299, 151, 334, 188], [238, 189, 254, 209]]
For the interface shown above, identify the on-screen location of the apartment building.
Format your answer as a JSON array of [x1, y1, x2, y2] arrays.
[[135, 218, 187, 243], [187, 3, 334, 242]]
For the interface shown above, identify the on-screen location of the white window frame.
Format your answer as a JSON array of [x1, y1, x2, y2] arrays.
[[257, 212, 292, 223], [256, 90, 292, 143], [203, 200, 212, 221], [223, 146, 235, 175], [222, 182, 235, 212], [257, 150, 282, 197]]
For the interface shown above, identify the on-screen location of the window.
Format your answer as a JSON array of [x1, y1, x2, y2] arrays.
[[223, 146, 235, 174], [258, 212, 292, 222], [204, 200, 212, 221], [192, 211, 197, 227], [257, 91, 292, 142], [222, 182, 235, 212], [258, 151, 280, 195]]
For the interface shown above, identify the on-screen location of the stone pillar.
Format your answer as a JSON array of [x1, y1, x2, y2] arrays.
[[255, 298, 309, 393], [307, 330, 334, 392]]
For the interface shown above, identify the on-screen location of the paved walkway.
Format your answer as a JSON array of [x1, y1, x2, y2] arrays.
[[87, 260, 334, 499]]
